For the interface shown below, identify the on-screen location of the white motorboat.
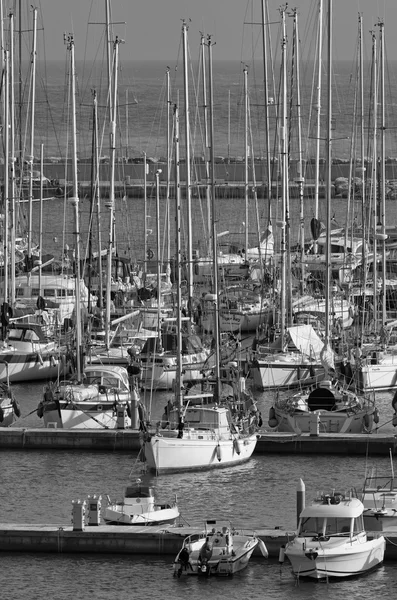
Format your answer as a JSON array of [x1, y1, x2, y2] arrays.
[[38, 364, 143, 429], [103, 478, 179, 526], [284, 492, 385, 579], [173, 520, 267, 577], [268, 378, 377, 434]]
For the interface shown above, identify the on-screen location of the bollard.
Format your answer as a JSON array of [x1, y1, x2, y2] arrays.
[[72, 500, 86, 531], [87, 495, 102, 526], [297, 479, 305, 527], [309, 412, 320, 436]]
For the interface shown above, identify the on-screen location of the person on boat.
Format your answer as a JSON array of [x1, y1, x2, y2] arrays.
[[380, 322, 390, 349]]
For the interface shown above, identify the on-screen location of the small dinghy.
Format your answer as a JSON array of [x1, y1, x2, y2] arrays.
[[103, 479, 179, 526], [284, 491, 385, 580], [173, 519, 268, 577]]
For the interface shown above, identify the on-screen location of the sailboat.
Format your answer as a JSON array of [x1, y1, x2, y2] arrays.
[[267, 1, 377, 434], [38, 34, 142, 430], [142, 43, 257, 474]]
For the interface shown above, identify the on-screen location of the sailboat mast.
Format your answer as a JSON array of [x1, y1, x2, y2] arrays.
[[208, 34, 221, 388], [27, 7, 38, 266], [244, 67, 249, 257], [200, 33, 211, 254], [379, 19, 386, 326], [371, 31, 378, 332], [324, 0, 332, 345], [9, 12, 16, 302], [3, 48, 9, 304], [261, 0, 272, 220], [174, 104, 183, 406], [182, 21, 193, 317], [280, 6, 288, 344], [314, 0, 324, 245], [66, 33, 83, 381], [105, 36, 121, 348]]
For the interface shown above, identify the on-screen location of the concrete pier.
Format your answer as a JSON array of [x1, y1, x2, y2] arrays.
[[0, 523, 395, 560], [0, 428, 396, 455]]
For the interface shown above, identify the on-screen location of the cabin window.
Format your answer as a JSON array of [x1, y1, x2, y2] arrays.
[[324, 517, 352, 535], [8, 329, 24, 341], [58, 289, 67, 297], [15, 289, 25, 297], [67, 290, 74, 297], [24, 329, 40, 342], [32, 288, 40, 296], [44, 288, 55, 297], [299, 516, 323, 535]]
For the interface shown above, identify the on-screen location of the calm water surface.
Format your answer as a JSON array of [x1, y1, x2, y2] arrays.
[[1, 381, 397, 600]]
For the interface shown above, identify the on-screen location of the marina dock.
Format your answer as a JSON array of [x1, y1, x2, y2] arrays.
[[1, 523, 396, 560], [0, 427, 396, 454]]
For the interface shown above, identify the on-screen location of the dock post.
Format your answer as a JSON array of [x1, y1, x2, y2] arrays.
[[87, 495, 102, 526], [297, 479, 305, 526], [72, 500, 86, 531]]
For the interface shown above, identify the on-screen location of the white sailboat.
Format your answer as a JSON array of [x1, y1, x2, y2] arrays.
[[142, 42, 257, 474]]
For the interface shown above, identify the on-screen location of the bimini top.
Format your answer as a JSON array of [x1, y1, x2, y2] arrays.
[[300, 495, 364, 519]]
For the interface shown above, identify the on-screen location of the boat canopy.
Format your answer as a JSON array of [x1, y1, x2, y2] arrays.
[[300, 497, 364, 519]]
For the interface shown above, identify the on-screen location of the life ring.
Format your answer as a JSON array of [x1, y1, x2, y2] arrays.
[[97, 404, 103, 411], [146, 248, 154, 260]]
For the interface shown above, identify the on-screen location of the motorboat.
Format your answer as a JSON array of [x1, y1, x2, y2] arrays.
[[284, 491, 385, 579], [268, 378, 377, 434], [103, 478, 179, 526], [38, 364, 143, 429], [173, 520, 267, 577]]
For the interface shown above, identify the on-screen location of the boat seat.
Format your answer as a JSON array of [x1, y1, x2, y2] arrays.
[[307, 388, 335, 412]]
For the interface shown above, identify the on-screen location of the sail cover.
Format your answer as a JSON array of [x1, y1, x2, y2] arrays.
[[287, 324, 328, 361]]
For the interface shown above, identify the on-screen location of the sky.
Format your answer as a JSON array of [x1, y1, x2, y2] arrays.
[[29, 0, 397, 63]]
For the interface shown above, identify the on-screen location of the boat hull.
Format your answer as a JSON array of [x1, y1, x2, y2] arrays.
[[286, 536, 385, 579], [103, 506, 179, 526], [273, 405, 375, 434], [0, 352, 66, 383], [250, 358, 324, 390], [143, 433, 257, 473]]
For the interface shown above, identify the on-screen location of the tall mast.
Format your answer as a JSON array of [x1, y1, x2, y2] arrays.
[[208, 34, 221, 391], [27, 7, 38, 266], [182, 21, 193, 318], [174, 103, 183, 409], [371, 31, 378, 332], [3, 49, 9, 304], [314, 0, 323, 251], [324, 0, 332, 347], [261, 0, 272, 221], [200, 32, 211, 253], [279, 5, 288, 345], [244, 67, 249, 258], [66, 33, 82, 381], [105, 35, 121, 349], [379, 19, 386, 326], [9, 12, 16, 303]]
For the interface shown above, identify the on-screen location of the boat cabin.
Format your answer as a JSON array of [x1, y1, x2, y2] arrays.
[[123, 484, 155, 512], [298, 495, 365, 538], [84, 365, 130, 392]]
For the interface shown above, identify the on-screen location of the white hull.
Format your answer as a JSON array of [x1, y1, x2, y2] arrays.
[[286, 536, 385, 579], [250, 358, 324, 390], [273, 405, 374, 434], [140, 363, 205, 390], [143, 432, 257, 474], [358, 360, 397, 391], [0, 353, 65, 383], [103, 505, 179, 525], [201, 309, 271, 334], [42, 405, 131, 429], [0, 401, 16, 427]]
